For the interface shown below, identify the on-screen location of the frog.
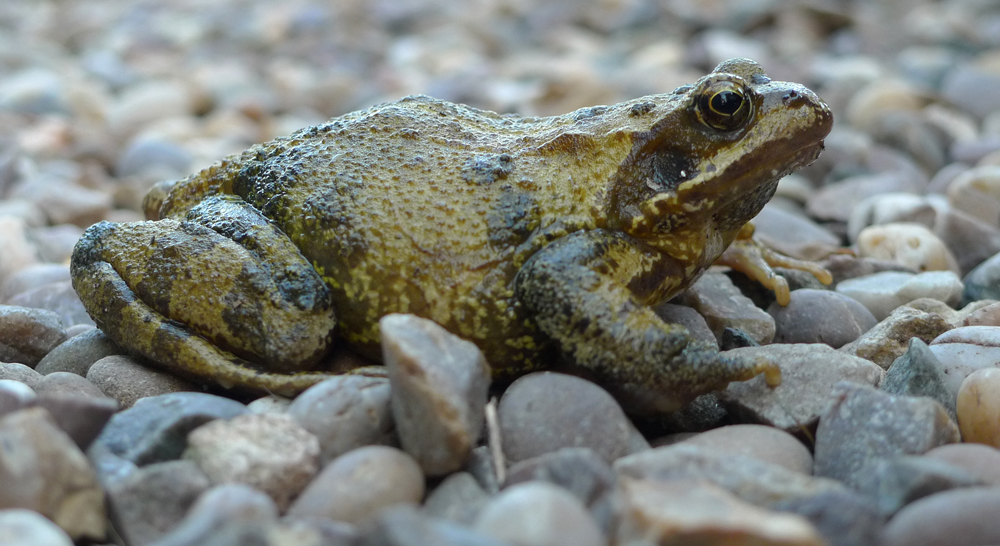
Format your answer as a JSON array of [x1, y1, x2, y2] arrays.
[[71, 58, 833, 414]]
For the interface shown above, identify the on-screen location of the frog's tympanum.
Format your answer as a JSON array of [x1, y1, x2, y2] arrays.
[[71, 58, 833, 414]]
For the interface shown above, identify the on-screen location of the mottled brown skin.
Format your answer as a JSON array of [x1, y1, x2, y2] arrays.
[[71, 58, 833, 413]]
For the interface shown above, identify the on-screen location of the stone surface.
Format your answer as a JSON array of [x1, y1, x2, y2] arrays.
[[36, 392, 118, 449], [5, 281, 93, 328], [769, 489, 883, 546], [34, 371, 108, 398], [859, 455, 983, 518], [928, 325, 1000, 401], [498, 372, 631, 465], [882, 338, 957, 420], [678, 424, 813, 474], [946, 165, 1000, 225], [0, 362, 43, 389], [0, 305, 65, 367], [857, 222, 961, 274], [924, 443, 1000, 485], [720, 344, 884, 432], [752, 203, 842, 260], [934, 204, 1000, 276], [653, 302, 718, 350], [183, 413, 320, 511], [144, 483, 278, 546], [86, 355, 198, 409], [768, 289, 877, 348], [106, 459, 211, 546], [680, 272, 776, 345], [34, 328, 125, 376], [287, 375, 396, 466], [0, 407, 105, 541], [883, 487, 1000, 546], [287, 445, 424, 525], [836, 270, 963, 320], [0, 379, 37, 417], [813, 382, 960, 488], [0, 509, 75, 546], [473, 481, 605, 546], [380, 314, 491, 476], [363, 504, 508, 546], [957, 367, 1000, 447], [821, 254, 916, 286], [963, 250, 1000, 303], [422, 471, 490, 525], [840, 305, 953, 369], [615, 478, 824, 546]]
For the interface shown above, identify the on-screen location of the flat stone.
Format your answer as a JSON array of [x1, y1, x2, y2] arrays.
[[381, 314, 491, 476], [0, 305, 66, 367], [86, 355, 198, 409], [286, 445, 424, 525], [882, 338, 956, 420], [183, 413, 320, 511], [752, 204, 842, 260], [836, 270, 963, 321], [105, 459, 211, 546], [821, 254, 916, 286], [947, 165, 1000, 225], [287, 375, 396, 466], [35, 328, 125, 377], [768, 289, 876, 348], [883, 487, 1000, 546], [678, 424, 813, 474], [0, 509, 74, 546], [473, 481, 605, 546], [720, 344, 884, 432], [813, 382, 960, 488], [680, 272, 776, 345], [840, 305, 953, 369], [498, 372, 631, 465], [0, 407, 105, 541], [615, 478, 824, 546]]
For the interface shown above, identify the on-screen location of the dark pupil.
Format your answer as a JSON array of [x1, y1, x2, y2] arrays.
[[711, 91, 742, 115]]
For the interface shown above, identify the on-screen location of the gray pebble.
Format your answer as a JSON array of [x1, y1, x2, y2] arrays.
[[859, 455, 983, 519], [942, 63, 1000, 118], [0, 305, 66, 367], [0, 263, 70, 302], [0, 509, 74, 546], [35, 328, 125, 377], [883, 487, 1000, 546], [474, 481, 605, 546], [363, 504, 509, 546], [768, 289, 876, 348], [116, 136, 193, 179], [106, 459, 211, 546], [36, 392, 117, 450], [882, 338, 956, 420], [0, 379, 37, 417], [0, 362, 42, 389], [423, 472, 490, 525], [836, 271, 963, 321], [5, 281, 94, 329], [498, 372, 631, 465], [962, 249, 1000, 303], [381, 314, 490, 476], [653, 303, 718, 350], [680, 272, 775, 345], [769, 489, 883, 546], [147, 484, 278, 546]]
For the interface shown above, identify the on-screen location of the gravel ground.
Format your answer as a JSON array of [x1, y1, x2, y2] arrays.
[[3, 1, 1000, 545]]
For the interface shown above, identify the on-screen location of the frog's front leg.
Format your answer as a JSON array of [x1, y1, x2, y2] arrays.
[[70, 195, 340, 396], [515, 230, 780, 415]]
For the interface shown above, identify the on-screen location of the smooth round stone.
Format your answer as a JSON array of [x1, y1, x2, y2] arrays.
[[184, 413, 319, 511], [925, 443, 1000, 485], [963, 301, 1000, 326], [750, 204, 840, 260], [287, 375, 395, 466], [498, 372, 631, 465], [35, 328, 125, 377], [86, 355, 198, 409], [35, 371, 108, 399], [857, 222, 960, 274], [36, 392, 118, 450], [0, 379, 37, 416], [768, 289, 876, 348], [883, 487, 1000, 546], [0, 305, 66, 367], [821, 254, 916, 285], [286, 445, 424, 525], [847, 193, 936, 243], [246, 394, 291, 415], [115, 136, 193, 178], [845, 79, 924, 133], [962, 250, 1000, 303], [0, 509, 74, 546], [5, 281, 93, 329], [807, 170, 926, 223], [0, 362, 42, 389], [946, 165, 1000, 226], [942, 61, 1000, 118], [0, 263, 70, 301], [836, 270, 963, 321], [473, 482, 605, 546], [678, 424, 813, 474], [149, 483, 278, 546], [957, 368, 1000, 447], [928, 326, 1000, 400], [0, 217, 41, 287]]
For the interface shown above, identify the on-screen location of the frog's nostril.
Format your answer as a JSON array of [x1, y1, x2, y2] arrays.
[[783, 90, 799, 100]]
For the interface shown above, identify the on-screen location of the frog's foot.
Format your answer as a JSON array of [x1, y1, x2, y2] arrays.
[[717, 224, 833, 306], [71, 196, 340, 395]]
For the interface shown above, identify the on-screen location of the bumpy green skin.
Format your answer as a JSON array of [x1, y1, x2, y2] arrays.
[[71, 58, 832, 413]]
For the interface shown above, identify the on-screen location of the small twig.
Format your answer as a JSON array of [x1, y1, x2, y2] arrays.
[[485, 396, 506, 486]]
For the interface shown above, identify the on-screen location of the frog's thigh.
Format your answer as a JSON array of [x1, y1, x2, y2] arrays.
[[515, 230, 778, 415], [71, 217, 338, 394]]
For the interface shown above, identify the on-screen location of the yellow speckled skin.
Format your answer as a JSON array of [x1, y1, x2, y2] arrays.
[[71, 58, 832, 413]]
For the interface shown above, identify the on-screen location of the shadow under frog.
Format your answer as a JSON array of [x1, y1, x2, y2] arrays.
[[71, 58, 833, 415]]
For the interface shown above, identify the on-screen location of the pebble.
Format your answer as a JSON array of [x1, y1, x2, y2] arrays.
[[286, 445, 424, 525], [34, 328, 125, 376], [5, 281, 94, 328], [813, 382, 960, 488], [678, 424, 813, 475], [364, 504, 507, 546], [962, 249, 1000, 303], [807, 171, 927, 223], [145, 483, 278, 546], [941, 59, 1000, 118], [86, 355, 198, 409], [847, 193, 936, 243], [769, 489, 883, 546], [652, 302, 718, 350], [0, 362, 43, 389], [946, 165, 1000, 225], [0, 407, 105, 541], [882, 338, 956, 420], [927, 325, 1000, 400], [835, 270, 963, 321], [473, 481, 606, 546], [498, 372, 631, 465], [614, 444, 849, 506], [821, 254, 915, 285], [767, 289, 876, 348], [957, 367, 1000, 446], [924, 443, 1000, 485], [750, 204, 842, 260], [34, 371, 108, 398], [934, 204, 1000, 275], [423, 471, 491, 525], [0, 379, 37, 417], [380, 313, 491, 476], [105, 459, 211, 546], [856, 222, 961, 274], [0, 263, 70, 302], [882, 487, 1000, 546], [679, 272, 776, 345], [36, 392, 117, 450], [286, 375, 396, 466], [860, 455, 983, 518], [840, 305, 953, 369], [0, 217, 40, 288], [183, 413, 320, 511], [0, 305, 66, 367], [615, 478, 824, 546], [0, 509, 74, 546], [720, 344, 884, 432], [115, 136, 194, 179]]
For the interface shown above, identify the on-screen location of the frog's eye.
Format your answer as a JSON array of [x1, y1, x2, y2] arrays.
[[696, 83, 753, 132]]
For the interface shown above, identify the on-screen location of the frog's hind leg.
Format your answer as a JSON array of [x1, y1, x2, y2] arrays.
[[70, 196, 341, 396]]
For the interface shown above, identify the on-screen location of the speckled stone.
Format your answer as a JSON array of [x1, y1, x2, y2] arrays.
[[680, 272, 776, 345], [882, 338, 956, 421], [840, 305, 953, 370], [858, 455, 982, 518], [928, 326, 1000, 400], [86, 355, 198, 409]]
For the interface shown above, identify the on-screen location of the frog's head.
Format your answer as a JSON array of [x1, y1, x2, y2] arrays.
[[606, 58, 833, 241]]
